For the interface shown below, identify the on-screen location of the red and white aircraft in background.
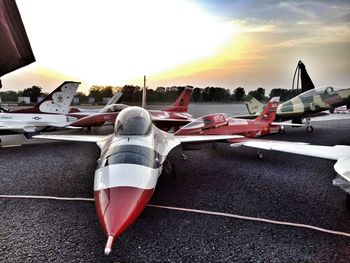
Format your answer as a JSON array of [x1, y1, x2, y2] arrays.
[[69, 92, 123, 115], [34, 106, 242, 255], [0, 81, 80, 138], [68, 87, 194, 131], [175, 100, 302, 142]]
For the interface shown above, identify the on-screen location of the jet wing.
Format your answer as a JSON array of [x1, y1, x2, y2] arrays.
[[176, 135, 243, 143], [270, 122, 305, 127], [33, 134, 106, 143], [151, 116, 195, 123], [240, 140, 350, 182], [334, 158, 350, 182]]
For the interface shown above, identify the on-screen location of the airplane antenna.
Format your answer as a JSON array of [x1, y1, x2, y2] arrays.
[[142, 75, 146, 109]]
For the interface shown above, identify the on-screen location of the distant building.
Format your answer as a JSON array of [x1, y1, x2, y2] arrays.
[[103, 97, 112, 104], [37, 96, 44, 103], [18, 96, 30, 105], [73, 96, 80, 105], [88, 97, 95, 104]]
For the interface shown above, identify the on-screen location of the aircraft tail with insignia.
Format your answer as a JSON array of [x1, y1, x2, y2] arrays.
[[245, 97, 264, 115], [9, 81, 80, 115]]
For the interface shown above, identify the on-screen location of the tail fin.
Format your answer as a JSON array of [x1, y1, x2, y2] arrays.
[[12, 81, 80, 114], [245, 97, 264, 115], [255, 100, 279, 122], [105, 92, 123, 106], [163, 86, 193, 112]]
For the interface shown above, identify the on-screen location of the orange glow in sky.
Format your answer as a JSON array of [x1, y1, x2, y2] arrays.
[[2, 0, 350, 93]]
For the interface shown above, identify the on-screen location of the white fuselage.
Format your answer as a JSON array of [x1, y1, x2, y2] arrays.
[[0, 113, 77, 132]]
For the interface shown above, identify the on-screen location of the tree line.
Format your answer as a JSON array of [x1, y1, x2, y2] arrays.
[[0, 84, 302, 104]]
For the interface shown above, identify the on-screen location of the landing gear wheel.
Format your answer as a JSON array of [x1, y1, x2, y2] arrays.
[[257, 151, 263, 159], [306, 126, 313, 133], [346, 194, 350, 211]]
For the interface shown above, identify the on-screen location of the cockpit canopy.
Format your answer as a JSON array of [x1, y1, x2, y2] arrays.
[[299, 87, 335, 98], [114, 106, 152, 136], [100, 104, 129, 113]]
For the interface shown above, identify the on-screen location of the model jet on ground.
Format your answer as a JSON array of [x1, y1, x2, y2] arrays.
[[245, 61, 350, 132], [34, 106, 242, 255], [175, 100, 303, 147], [246, 87, 350, 132], [239, 140, 350, 209], [0, 81, 80, 138], [69, 92, 123, 115], [68, 86, 194, 131]]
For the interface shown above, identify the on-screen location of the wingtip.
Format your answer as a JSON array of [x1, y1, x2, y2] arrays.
[[104, 235, 114, 255]]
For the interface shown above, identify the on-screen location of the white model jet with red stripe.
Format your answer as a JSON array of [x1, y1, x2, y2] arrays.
[[34, 106, 242, 255]]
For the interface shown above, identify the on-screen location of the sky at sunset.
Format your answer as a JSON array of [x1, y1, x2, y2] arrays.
[[2, 0, 350, 94]]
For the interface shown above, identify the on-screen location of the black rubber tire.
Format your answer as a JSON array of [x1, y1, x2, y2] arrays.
[[306, 126, 314, 133]]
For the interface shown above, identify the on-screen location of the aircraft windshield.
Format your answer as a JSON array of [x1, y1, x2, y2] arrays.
[[100, 104, 128, 113], [97, 145, 161, 169], [115, 107, 152, 136], [181, 118, 205, 129]]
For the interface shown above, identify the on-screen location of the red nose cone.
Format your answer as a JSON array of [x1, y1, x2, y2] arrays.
[[95, 186, 154, 240]]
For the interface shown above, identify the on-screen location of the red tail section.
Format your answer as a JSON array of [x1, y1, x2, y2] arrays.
[[163, 86, 193, 112], [255, 101, 278, 122]]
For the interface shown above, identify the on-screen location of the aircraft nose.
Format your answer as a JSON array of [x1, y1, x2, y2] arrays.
[[93, 163, 159, 254], [95, 186, 154, 254], [95, 186, 154, 235]]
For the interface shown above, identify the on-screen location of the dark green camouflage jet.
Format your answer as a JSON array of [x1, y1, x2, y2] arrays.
[[246, 87, 350, 132]]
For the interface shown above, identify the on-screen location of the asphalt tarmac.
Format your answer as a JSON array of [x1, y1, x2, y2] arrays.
[[1, 115, 350, 262]]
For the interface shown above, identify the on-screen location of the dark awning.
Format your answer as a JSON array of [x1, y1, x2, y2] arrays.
[[0, 0, 35, 78]]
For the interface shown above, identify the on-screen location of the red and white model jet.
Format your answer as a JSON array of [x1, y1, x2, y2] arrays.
[[34, 106, 241, 255], [67, 87, 194, 131], [175, 100, 299, 139]]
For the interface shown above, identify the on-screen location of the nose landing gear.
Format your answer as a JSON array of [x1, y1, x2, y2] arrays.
[[305, 117, 313, 133]]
